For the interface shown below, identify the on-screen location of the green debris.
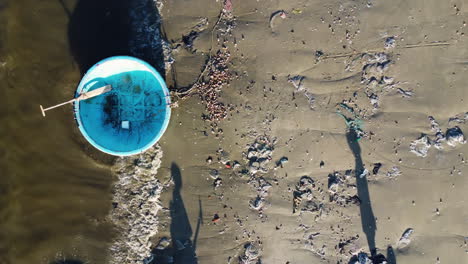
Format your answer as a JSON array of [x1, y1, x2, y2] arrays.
[[337, 103, 365, 141], [292, 8, 303, 14]]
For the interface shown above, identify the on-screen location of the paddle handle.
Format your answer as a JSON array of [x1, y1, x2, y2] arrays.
[[40, 85, 112, 117], [40, 99, 76, 117]]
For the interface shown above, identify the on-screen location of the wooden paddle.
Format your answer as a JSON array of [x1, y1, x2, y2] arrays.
[[40, 85, 112, 117]]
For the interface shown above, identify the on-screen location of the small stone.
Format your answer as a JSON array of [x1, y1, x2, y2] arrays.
[[372, 163, 382, 174], [209, 169, 220, 179], [249, 161, 260, 174], [239, 242, 261, 263], [249, 196, 265, 210], [327, 173, 341, 194], [288, 75, 305, 92], [233, 161, 241, 169], [214, 178, 223, 188], [277, 156, 289, 167], [397, 228, 414, 250], [156, 237, 171, 250], [175, 240, 185, 250], [358, 252, 372, 264], [384, 36, 396, 49], [298, 176, 314, 191], [359, 169, 369, 178], [382, 76, 394, 84], [386, 166, 401, 179], [212, 213, 221, 223], [446, 126, 466, 146]]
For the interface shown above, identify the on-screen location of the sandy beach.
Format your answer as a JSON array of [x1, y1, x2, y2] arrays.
[[0, 0, 467, 263], [151, 0, 468, 263]]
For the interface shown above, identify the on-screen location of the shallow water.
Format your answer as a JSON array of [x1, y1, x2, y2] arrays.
[[0, 0, 171, 261], [0, 0, 116, 263]]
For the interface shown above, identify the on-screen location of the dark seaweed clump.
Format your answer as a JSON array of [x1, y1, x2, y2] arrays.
[[103, 93, 120, 128], [182, 31, 199, 51]]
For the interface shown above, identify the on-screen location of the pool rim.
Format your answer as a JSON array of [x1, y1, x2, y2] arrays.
[[73, 55, 171, 156]]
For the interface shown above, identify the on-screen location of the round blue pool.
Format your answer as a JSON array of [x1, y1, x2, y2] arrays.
[[74, 56, 171, 156]]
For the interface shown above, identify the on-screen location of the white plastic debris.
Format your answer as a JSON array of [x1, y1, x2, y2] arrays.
[[410, 134, 432, 157], [397, 228, 414, 250], [122, 120, 130, 129]]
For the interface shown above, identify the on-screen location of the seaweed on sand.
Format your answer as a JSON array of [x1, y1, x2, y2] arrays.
[[337, 103, 366, 140]]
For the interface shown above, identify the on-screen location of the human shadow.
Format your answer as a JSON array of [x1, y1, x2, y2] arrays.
[[192, 197, 203, 252], [67, 0, 165, 76], [346, 129, 398, 264], [386, 246, 397, 264], [170, 163, 198, 263], [346, 129, 377, 256], [151, 163, 199, 264]]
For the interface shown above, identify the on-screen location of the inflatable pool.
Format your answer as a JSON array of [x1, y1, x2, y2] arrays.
[[74, 56, 171, 156]]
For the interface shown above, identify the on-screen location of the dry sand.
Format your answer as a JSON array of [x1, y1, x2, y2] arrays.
[[144, 0, 468, 263]]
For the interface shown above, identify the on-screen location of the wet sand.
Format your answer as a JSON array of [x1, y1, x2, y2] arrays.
[[154, 0, 468, 263]]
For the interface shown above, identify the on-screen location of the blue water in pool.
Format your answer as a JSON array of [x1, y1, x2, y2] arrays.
[[76, 70, 169, 155]]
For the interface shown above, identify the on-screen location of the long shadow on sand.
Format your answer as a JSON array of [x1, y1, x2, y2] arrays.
[[346, 129, 377, 255], [151, 163, 199, 264], [346, 129, 397, 264], [386, 246, 397, 264], [66, 0, 165, 76]]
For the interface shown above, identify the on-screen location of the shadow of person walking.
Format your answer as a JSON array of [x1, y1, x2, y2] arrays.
[[151, 163, 199, 264], [169, 163, 198, 263], [346, 129, 397, 264], [346, 128, 377, 255], [192, 197, 203, 252], [386, 246, 397, 264]]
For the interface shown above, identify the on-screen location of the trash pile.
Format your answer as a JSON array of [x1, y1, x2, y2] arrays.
[[195, 50, 232, 122], [410, 116, 466, 157], [293, 176, 321, 214], [327, 171, 360, 206], [243, 135, 276, 175], [248, 177, 272, 212]]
